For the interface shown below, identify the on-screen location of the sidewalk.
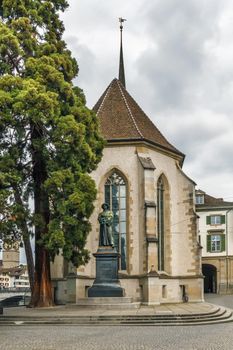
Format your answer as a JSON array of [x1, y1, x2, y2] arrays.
[[2, 301, 220, 317]]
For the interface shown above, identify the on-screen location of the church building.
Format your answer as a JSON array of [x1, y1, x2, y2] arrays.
[[52, 21, 203, 305]]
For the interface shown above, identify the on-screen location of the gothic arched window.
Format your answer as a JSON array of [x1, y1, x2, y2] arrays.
[[157, 176, 165, 271], [105, 171, 127, 270]]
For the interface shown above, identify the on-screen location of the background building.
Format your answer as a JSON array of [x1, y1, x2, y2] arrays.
[[196, 190, 233, 294], [2, 241, 20, 269], [0, 240, 30, 290], [0, 266, 29, 290]]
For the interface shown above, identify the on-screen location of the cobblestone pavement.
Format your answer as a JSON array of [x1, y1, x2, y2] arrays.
[[0, 323, 233, 350], [205, 293, 233, 309]]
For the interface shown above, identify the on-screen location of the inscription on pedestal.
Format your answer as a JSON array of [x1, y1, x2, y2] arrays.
[[88, 248, 123, 297], [100, 262, 113, 278]]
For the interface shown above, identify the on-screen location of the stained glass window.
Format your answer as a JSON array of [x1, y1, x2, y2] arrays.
[[105, 172, 127, 270], [157, 176, 164, 271]]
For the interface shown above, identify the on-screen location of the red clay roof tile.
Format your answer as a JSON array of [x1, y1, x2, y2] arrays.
[[93, 79, 184, 159]]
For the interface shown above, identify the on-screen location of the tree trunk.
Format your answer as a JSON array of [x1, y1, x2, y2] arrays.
[[29, 125, 54, 307], [30, 246, 53, 307]]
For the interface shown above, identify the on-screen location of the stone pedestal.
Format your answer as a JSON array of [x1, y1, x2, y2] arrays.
[[88, 247, 123, 297]]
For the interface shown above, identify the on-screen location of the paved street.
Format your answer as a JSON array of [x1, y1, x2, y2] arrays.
[[0, 323, 233, 350], [1, 294, 233, 350], [205, 293, 233, 309]]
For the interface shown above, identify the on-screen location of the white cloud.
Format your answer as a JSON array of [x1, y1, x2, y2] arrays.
[[61, 1, 233, 200]]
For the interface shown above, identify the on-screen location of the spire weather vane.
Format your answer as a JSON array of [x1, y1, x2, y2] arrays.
[[118, 17, 126, 87], [119, 17, 127, 31]]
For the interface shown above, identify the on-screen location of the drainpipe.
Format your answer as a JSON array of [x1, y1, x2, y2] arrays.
[[226, 208, 233, 292]]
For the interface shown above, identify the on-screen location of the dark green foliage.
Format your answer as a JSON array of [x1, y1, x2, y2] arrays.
[[0, 0, 104, 267]]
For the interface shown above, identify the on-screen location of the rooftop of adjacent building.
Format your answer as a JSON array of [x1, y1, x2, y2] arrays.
[[0, 265, 28, 278], [195, 190, 233, 209]]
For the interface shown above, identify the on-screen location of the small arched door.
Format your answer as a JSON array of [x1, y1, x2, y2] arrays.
[[202, 264, 217, 293]]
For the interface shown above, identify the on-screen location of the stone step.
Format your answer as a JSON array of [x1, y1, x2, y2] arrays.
[[0, 306, 224, 321], [74, 303, 141, 310], [0, 307, 232, 326], [75, 297, 141, 309], [76, 297, 133, 304], [1, 315, 232, 326]]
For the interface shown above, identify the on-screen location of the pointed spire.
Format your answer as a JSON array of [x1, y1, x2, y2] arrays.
[[118, 17, 126, 88]]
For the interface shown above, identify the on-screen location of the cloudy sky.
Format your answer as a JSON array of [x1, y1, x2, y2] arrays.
[[61, 0, 233, 200]]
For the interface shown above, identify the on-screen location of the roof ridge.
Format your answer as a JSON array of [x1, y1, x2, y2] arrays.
[[96, 80, 114, 116], [116, 80, 143, 138]]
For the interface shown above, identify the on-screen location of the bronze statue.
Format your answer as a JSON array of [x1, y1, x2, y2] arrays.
[[98, 203, 114, 247]]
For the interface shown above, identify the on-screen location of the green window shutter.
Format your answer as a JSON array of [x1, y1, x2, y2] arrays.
[[221, 235, 225, 252], [221, 215, 225, 224], [207, 235, 211, 252], [206, 216, 211, 225]]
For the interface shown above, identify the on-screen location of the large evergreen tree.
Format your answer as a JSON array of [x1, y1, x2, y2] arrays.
[[0, 0, 104, 306]]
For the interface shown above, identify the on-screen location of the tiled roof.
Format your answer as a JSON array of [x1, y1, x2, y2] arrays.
[[93, 79, 184, 159], [196, 190, 233, 208], [0, 266, 26, 277]]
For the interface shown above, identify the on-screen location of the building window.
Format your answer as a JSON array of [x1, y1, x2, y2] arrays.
[[206, 215, 225, 225], [211, 216, 221, 225], [207, 234, 225, 253], [157, 176, 165, 271], [211, 235, 221, 252], [105, 171, 127, 270], [195, 195, 204, 204]]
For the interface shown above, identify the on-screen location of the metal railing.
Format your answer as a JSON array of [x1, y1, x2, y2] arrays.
[[0, 287, 31, 293]]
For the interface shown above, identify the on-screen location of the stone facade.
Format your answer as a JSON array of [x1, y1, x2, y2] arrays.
[[52, 144, 203, 304]]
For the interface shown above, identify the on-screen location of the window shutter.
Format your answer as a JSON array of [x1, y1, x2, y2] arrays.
[[207, 235, 211, 252], [206, 216, 211, 225], [221, 215, 225, 224], [221, 235, 225, 252]]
